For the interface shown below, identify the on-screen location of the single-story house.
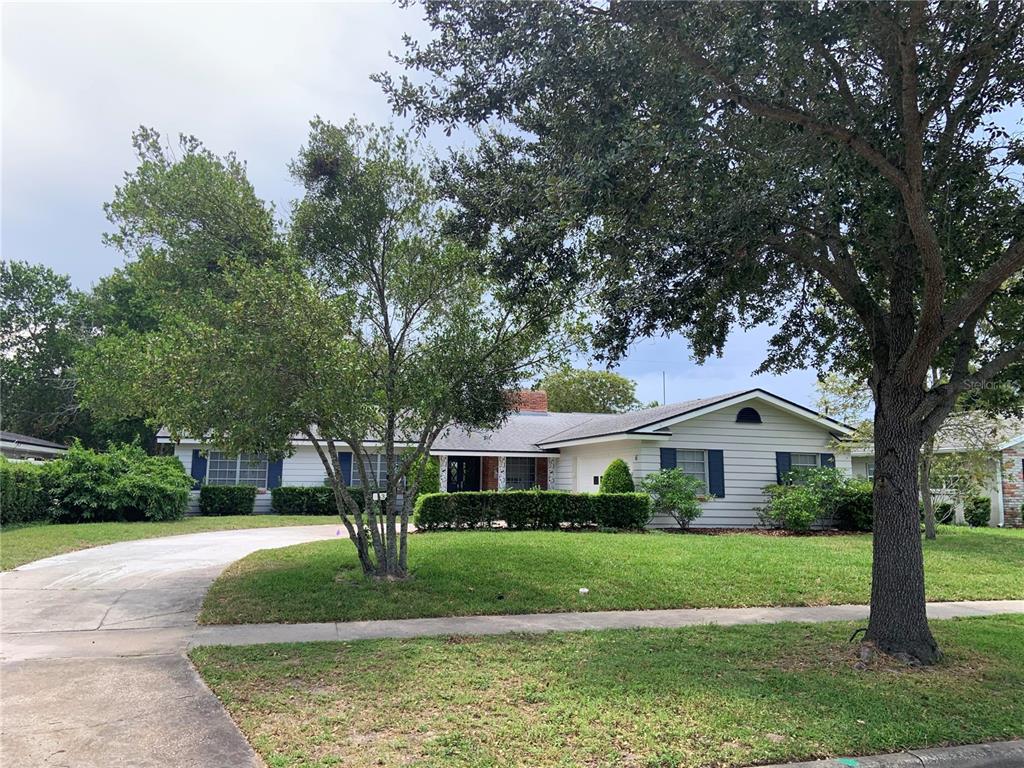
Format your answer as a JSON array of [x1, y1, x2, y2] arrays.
[[158, 388, 859, 526], [851, 428, 1024, 528], [0, 431, 68, 462]]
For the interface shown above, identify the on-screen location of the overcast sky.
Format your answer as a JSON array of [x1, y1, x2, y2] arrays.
[[2, 1, 822, 407]]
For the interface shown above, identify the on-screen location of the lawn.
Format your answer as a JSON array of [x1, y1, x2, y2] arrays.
[[191, 615, 1024, 768], [0, 515, 339, 570], [199, 526, 1024, 624]]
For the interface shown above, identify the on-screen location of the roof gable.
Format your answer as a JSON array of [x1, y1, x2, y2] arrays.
[[536, 389, 852, 448]]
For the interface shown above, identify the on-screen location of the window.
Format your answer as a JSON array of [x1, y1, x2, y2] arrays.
[[866, 462, 876, 480], [206, 451, 268, 487], [506, 457, 537, 490], [736, 407, 762, 424], [678, 449, 707, 493], [351, 454, 390, 488], [791, 453, 819, 471]]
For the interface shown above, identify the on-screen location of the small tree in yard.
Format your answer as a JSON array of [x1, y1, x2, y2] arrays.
[[599, 459, 634, 493], [385, 2, 1024, 663], [79, 121, 568, 579], [540, 368, 646, 413], [640, 469, 705, 530]]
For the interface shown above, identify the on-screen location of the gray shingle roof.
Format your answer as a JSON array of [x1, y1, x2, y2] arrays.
[[434, 390, 758, 452], [433, 411, 600, 453], [534, 391, 752, 445], [0, 431, 68, 450]]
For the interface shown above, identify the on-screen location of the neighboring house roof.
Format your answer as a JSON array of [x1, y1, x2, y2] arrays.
[[850, 415, 1024, 456], [156, 388, 851, 454], [0, 431, 68, 455]]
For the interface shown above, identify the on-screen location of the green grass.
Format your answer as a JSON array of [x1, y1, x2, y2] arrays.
[[0, 515, 340, 570], [199, 526, 1024, 624], [191, 615, 1024, 768]]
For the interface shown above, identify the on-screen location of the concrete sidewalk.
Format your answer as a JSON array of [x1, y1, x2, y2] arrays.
[[757, 739, 1024, 767], [190, 599, 1024, 647]]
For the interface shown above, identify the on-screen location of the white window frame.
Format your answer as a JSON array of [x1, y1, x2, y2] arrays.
[[206, 451, 268, 487], [790, 453, 820, 471], [505, 457, 537, 490], [677, 449, 708, 493]]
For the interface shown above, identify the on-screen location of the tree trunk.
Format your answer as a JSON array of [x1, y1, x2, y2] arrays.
[[920, 437, 936, 540], [864, 382, 940, 665]]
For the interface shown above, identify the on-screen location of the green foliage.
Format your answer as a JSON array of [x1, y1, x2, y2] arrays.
[[46, 442, 191, 523], [80, 121, 571, 578], [964, 496, 992, 528], [199, 486, 257, 517], [0, 459, 49, 527], [540, 368, 641, 413], [935, 502, 956, 525], [0, 261, 83, 442], [414, 491, 650, 531], [833, 479, 875, 532], [759, 467, 857, 533], [640, 469, 705, 529], [599, 459, 634, 493], [270, 486, 366, 516]]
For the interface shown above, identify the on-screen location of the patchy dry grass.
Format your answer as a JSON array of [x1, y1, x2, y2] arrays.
[[191, 615, 1024, 768], [200, 526, 1024, 624], [0, 515, 339, 570]]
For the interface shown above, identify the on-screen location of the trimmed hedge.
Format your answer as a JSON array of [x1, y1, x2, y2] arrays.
[[964, 495, 991, 528], [414, 490, 651, 531], [0, 459, 49, 527], [199, 485, 257, 516], [270, 486, 365, 515]]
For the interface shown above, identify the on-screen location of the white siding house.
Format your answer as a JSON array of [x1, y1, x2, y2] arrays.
[[159, 388, 858, 528]]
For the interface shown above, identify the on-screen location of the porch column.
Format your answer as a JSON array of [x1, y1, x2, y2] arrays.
[[547, 456, 558, 489], [497, 456, 507, 490], [438, 455, 448, 492]]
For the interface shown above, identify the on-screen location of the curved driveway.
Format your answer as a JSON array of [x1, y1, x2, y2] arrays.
[[0, 525, 339, 768]]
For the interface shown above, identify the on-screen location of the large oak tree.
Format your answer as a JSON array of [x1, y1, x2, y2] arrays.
[[382, 1, 1024, 662]]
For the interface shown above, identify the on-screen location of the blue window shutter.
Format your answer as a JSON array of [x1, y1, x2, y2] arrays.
[[337, 452, 352, 485], [775, 452, 791, 484], [707, 449, 725, 498], [267, 458, 284, 488], [660, 447, 677, 470], [190, 449, 207, 490], [820, 453, 836, 469]]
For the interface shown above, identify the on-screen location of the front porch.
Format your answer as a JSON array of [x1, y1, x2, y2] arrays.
[[436, 453, 558, 492]]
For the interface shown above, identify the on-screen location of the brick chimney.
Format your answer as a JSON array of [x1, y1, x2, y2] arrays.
[[511, 389, 549, 413]]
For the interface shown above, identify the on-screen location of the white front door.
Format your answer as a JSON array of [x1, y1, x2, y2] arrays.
[[575, 455, 610, 492]]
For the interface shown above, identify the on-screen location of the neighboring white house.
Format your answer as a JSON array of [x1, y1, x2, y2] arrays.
[[157, 388, 857, 526], [850, 425, 1024, 528], [0, 431, 68, 462]]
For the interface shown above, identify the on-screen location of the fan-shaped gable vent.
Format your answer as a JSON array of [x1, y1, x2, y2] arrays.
[[736, 407, 762, 424]]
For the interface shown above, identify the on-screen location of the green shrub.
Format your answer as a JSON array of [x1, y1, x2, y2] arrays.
[[599, 459, 635, 493], [935, 501, 955, 525], [964, 495, 991, 528], [833, 478, 874, 531], [0, 459, 49, 527], [47, 442, 190, 523], [758, 467, 850, 532], [640, 469, 705, 528], [199, 485, 257, 516], [414, 490, 650, 531], [271, 486, 366, 515]]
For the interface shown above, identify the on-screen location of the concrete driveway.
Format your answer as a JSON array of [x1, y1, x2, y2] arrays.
[[0, 525, 340, 768]]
